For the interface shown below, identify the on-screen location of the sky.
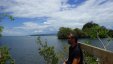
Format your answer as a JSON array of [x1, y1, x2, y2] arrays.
[[0, 0, 113, 36]]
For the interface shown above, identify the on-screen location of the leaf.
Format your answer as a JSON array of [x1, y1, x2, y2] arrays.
[[9, 16, 14, 21]]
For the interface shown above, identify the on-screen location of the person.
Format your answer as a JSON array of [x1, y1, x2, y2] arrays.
[[63, 33, 83, 64]]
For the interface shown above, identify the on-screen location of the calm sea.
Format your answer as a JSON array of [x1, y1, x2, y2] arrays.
[[0, 36, 113, 64]]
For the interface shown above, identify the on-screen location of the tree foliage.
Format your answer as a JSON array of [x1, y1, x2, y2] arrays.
[[57, 22, 112, 39], [57, 21, 113, 50], [57, 27, 88, 39], [0, 26, 4, 37], [0, 46, 15, 64], [37, 37, 59, 64], [0, 13, 15, 63], [108, 29, 113, 37], [0, 14, 14, 21], [0, 13, 14, 37], [57, 27, 72, 39], [82, 22, 108, 38], [82, 21, 99, 30], [73, 28, 87, 38]]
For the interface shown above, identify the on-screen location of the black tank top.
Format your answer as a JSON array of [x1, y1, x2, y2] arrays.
[[66, 44, 83, 64]]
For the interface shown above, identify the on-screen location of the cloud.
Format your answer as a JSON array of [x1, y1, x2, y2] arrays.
[[1, 0, 113, 35], [2, 28, 26, 36], [14, 22, 53, 33], [2, 22, 52, 36], [2, 21, 57, 36], [15, 22, 49, 30], [46, 0, 113, 29], [1, 0, 67, 17]]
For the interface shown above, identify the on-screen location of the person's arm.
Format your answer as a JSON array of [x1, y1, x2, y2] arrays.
[[72, 57, 80, 64], [72, 46, 81, 64], [63, 46, 71, 64], [63, 61, 66, 64], [63, 58, 69, 64]]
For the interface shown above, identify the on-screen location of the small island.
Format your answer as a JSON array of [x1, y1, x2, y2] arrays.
[[57, 22, 113, 39]]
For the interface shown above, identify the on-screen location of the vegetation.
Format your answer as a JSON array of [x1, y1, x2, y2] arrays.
[[0, 13, 14, 63], [83, 41, 98, 64], [0, 26, 3, 37], [82, 21, 108, 38], [83, 50, 98, 64], [57, 27, 72, 39], [57, 21, 113, 63], [108, 29, 113, 37], [0, 14, 14, 21], [57, 26, 87, 39], [37, 36, 99, 64], [0, 14, 14, 37], [37, 37, 59, 64], [0, 46, 15, 64], [73, 28, 87, 38], [57, 21, 113, 39]]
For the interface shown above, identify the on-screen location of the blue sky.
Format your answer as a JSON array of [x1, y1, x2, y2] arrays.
[[0, 0, 113, 36]]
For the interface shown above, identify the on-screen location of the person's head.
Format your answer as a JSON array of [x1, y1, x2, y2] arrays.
[[67, 33, 78, 46]]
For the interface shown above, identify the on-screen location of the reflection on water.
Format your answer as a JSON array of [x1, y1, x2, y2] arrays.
[[0, 36, 113, 64]]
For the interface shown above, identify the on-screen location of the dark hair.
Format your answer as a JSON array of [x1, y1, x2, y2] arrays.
[[67, 32, 78, 43]]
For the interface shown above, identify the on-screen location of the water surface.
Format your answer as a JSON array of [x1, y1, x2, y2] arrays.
[[0, 36, 113, 64]]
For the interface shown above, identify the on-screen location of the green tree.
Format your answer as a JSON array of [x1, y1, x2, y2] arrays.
[[82, 21, 99, 38], [108, 29, 113, 37], [57, 27, 72, 39], [82, 22, 109, 50], [0, 26, 3, 37], [82, 21, 99, 30], [73, 28, 87, 38]]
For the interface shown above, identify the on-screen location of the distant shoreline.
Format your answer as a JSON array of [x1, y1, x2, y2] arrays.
[[30, 34, 57, 36]]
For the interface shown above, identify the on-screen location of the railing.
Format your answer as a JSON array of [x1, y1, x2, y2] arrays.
[[79, 43, 113, 64]]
